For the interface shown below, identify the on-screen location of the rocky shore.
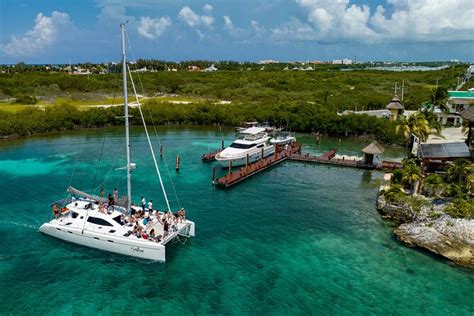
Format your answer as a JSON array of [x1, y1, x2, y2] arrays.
[[377, 194, 474, 268]]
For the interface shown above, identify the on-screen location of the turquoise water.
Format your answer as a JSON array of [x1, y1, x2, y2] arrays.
[[0, 127, 472, 315]]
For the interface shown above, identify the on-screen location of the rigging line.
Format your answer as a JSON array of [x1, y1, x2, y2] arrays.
[[124, 30, 181, 208], [127, 65, 171, 212], [67, 107, 95, 190], [90, 130, 108, 195], [125, 51, 181, 207], [142, 96, 182, 208]]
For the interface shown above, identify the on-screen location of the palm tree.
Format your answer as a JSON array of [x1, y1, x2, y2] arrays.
[[446, 159, 472, 184], [423, 174, 444, 197], [402, 163, 422, 194], [397, 112, 431, 143], [383, 183, 405, 202]]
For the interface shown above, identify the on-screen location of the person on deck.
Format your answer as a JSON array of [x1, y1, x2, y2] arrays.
[[148, 200, 153, 213], [100, 188, 105, 198], [113, 188, 118, 203], [108, 193, 114, 208], [52, 204, 60, 219], [141, 196, 146, 212]]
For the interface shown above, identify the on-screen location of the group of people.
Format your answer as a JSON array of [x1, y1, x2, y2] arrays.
[[124, 197, 187, 242], [52, 204, 69, 219]]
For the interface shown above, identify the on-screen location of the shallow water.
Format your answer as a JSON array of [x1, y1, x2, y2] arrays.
[[0, 127, 472, 315]]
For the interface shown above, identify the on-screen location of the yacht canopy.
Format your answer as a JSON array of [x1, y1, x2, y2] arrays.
[[241, 127, 266, 135]]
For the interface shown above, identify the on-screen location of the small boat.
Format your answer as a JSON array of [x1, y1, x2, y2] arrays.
[[216, 126, 274, 167], [270, 132, 296, 146], [39, 24, 195, 262]]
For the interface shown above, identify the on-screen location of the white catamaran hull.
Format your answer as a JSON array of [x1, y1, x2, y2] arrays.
[[40, 221, 195, 261], [216, 146, 274, 168]]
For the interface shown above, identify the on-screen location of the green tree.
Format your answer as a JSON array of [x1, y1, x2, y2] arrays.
[[446, 159, 472, 184], [402, 163, 422, 193], [396, 112, 431, 142], [424, 174, 445, 197]]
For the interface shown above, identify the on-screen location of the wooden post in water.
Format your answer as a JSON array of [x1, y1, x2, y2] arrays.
[[221, 139, 225, 150], [229, 160, 233, 174], [175, 155, 180, 171], [274, 144, 278, 159], [261, 147, 264, 160], [212, 165, 216, 185], [160, 145, 163, 157], [246, 153, 249, 168]]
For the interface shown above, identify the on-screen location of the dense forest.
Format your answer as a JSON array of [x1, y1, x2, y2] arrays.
[[0, 65, 465, 143]]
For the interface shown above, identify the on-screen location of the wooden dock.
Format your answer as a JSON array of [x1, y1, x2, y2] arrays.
[[214, 144, 402, 188], [202, 149, 221, 162], [202, 139, 226, 162], [214, 143, 301, 188]]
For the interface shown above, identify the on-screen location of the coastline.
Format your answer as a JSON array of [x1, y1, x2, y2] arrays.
[[377, 189, 474, 268]]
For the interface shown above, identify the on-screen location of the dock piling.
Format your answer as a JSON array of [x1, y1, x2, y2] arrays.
[[221, 139, 225, 150], [229, 160, 233, 174], [175, 155, 180, 171], [160, 145, 163, 157], [212, 165, 216, 185]]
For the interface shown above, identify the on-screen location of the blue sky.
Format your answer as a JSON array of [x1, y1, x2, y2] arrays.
[[0, 0, 473, 64]]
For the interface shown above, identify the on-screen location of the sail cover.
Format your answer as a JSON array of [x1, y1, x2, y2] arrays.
[[67, 186, 129, 208], [67, 186, 107, 204]]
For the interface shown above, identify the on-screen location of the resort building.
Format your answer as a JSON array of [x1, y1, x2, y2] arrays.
[[461, 106, 474, 153], [430, 91, 474, 126]]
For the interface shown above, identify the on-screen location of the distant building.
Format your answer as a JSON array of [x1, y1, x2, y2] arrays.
[[187, 65, 201, 72], [259, 59, 279, 64], [203, 65, 218, 72], [332, 59, 352, 65]]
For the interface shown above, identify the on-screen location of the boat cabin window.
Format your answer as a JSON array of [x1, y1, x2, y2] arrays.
[[87, 216, 113, 227], [257, 144, 264, 148], [230, 142, 255, 149], [113, 215, 125, 225], [71, 212, 79, 219]]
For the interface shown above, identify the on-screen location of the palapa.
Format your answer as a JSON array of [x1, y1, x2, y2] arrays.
[[460, 106, 474, 122], [386, 95, 404, 110], [362, 140, 385, 155]]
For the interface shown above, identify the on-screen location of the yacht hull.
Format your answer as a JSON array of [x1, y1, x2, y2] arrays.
[[40, 221, 194, 261], [216, 146, 274, 168]]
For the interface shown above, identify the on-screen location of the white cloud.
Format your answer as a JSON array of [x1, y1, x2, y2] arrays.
[[273, 0, 474, 43], [196, 29, 204, 40], [137, 16, 171, 40], [203, 4, 213, 13], [178, 6, 214, 29], [251, 20, 264, 33], [2, 11, 72, 57], [223, 16, 234, 32]]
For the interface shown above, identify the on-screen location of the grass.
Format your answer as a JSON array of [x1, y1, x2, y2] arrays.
[[0, 104, 36, 112]]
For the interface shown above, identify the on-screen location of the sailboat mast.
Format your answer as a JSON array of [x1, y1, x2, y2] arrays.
[[121, 23, 132, 211]]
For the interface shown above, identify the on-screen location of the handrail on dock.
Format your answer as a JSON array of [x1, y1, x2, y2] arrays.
[[213, 143, 401, 188]]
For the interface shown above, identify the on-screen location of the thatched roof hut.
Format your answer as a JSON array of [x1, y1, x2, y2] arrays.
[[386, 96, 403, 110], [362, 141, 385, 155], [362, 141, 385, 165], [460, 106, 474, 122]]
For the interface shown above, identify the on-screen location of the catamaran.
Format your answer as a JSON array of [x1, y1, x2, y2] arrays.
[[39, 24, 195, 261]]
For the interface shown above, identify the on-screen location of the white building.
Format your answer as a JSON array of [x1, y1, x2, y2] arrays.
[[332, 59, 353, 65]]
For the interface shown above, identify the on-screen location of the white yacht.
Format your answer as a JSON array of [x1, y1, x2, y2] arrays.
[[215, 126, 274, 167], [270, 131, 296, 146], [39, 24, 195, 262]]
